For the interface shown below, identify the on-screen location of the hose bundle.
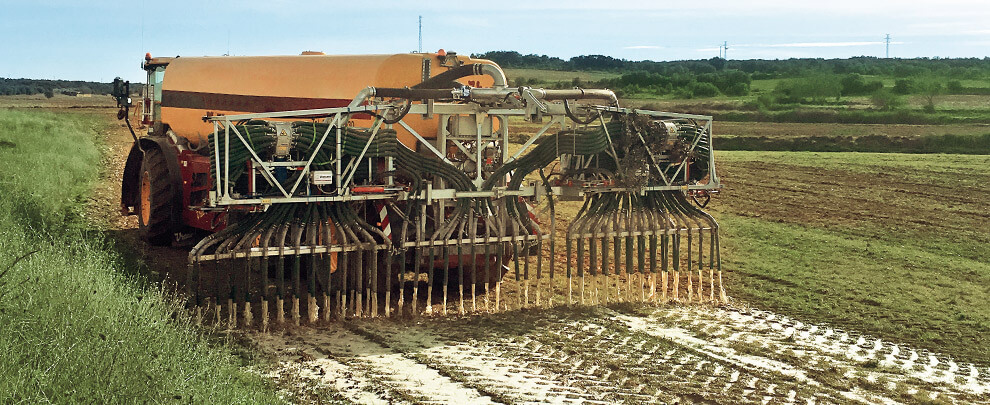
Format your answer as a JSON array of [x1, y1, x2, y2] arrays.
[[207, 120, 276, 185], [208, 121, 475, 196]]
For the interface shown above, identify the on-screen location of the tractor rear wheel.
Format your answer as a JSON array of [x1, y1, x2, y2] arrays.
[[138, 148, 175, 246]]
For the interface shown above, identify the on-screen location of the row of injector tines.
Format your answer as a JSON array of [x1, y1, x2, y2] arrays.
[[565, 191, 725, 307], [183, 192, 724, 330]]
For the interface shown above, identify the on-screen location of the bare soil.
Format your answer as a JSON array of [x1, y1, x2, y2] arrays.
[[716, 121, 990, 139]]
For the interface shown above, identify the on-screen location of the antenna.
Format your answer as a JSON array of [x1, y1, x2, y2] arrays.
[[140, 0, 145, 55], [884, 34, 891, 58], [418, 16, 423, 53]]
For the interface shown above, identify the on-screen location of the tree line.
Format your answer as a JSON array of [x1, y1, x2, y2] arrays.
[[473, 51, 990, 103], [472, 51, 990, 79], [0, 78, 115, 97]]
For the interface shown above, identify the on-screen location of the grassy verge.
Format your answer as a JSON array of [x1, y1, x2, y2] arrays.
[[714, 151, 990, 364], [0, 110, 278, 403]]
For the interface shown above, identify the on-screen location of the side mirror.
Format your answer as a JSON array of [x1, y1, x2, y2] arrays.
[[111, 77, 130, 109], [111, 77, 131, 120]]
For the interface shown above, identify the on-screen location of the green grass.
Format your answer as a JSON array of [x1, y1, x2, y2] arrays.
[[715, 151, 990, 364], [749, 78, 784, 93], [721, 214, 990, 362], [0, 110, 279, 403]]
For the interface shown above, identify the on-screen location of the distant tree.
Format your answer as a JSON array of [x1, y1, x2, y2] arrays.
[[893, 78, 914, 94], [916, 77, 943, 113], [714, 70, 751, 95], [946, 80, 964, 94], [870, 89, 902, 111], [689, 82, 720, 98], [776, 74, 841, 103], [44, 89, 54, 98], [708, 57, 726, 71], [670, 72, 694, 88], [569, 54, 625, 70], [840, 73, 883, 96], [723, 82, 750, 96]]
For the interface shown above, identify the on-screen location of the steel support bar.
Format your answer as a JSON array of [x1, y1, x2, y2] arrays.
[[397, 119, 452, 163], [204, 105, 391, 122], [401, 233, 545, 248], [570, 228, 709, 239], [195, 244, 390, 262]]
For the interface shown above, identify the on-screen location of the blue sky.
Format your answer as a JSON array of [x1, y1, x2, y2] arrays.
[[2, 0, 989, 82]]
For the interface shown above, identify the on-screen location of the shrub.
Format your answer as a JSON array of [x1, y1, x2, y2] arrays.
[[754, 93, 777, 111], [724, 82, 750, 96], [673, 87, 694, 99], [893, 78, 914, 94], [689, 81, 720, 98], [916, 78, 943, 112], [775, 74, 841, 103], [947, 80, 963, 94], [840, 73, 884, 96], [870, 90, 903, 111]]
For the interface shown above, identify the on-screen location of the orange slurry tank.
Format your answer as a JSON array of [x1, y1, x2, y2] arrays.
[[157, 52, 498, 148]]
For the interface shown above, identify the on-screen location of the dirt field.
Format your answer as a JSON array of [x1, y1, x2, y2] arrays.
[[716, 122, 990, 139], [12, 95, 987, 404]]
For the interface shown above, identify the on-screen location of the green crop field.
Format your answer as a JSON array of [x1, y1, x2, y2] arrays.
[[0, 109, 278, 403]]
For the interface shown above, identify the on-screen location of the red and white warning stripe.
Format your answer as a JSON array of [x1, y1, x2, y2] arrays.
[[376, 202, 392, 240], [524, 199, 540, 225]]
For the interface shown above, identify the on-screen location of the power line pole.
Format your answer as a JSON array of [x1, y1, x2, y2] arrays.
[[418, 16, 423, 53], [885, 34, 890, 58]]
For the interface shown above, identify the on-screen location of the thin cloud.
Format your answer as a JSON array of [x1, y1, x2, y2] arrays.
[[762, 41, 897, 48], [624, 45, 662, 49], [710, 41, 906, 50]]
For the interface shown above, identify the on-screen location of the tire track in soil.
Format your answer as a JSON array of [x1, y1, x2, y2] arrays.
[[349, 309, 841, 404], [263, 304, 990, 404], [349, 319, 651, 404], [613, 305, 990, 403], [252, 327, 498, 404]]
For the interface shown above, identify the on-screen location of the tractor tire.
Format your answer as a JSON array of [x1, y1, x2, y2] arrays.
[[138, 148, 175, 246]]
